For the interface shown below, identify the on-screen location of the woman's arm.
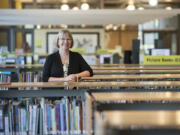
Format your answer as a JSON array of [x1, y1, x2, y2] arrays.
[[75, 70, 90, 78], [48, 77, 66, 82], [48, 75, 79, 82], [48, 70, 90, 82]]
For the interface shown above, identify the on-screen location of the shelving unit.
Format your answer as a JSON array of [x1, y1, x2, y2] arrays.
[[91, 91, 180, 135], [0, 83, 88, 135], [94, 110, 180, 135], [1, 65, 180, 135]]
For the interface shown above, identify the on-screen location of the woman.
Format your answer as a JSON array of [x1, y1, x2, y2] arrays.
[[43, 29, 93, 82]]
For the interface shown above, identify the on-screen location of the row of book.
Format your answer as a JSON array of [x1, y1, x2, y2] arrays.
[[19, 72, 42, 83], [0, 99, 40, 135], [0, 50, 46, 65], [0, 71, 43, 90], [0, 97, 85, 135], [0, 72, 11, 90]]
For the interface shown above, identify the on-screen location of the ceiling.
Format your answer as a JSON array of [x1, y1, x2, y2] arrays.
[[17, 0, 180, 9]]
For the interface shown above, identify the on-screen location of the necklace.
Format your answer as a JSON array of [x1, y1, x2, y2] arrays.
[[60, 53, 69, 65]]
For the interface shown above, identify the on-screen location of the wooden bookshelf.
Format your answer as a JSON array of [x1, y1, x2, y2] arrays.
[[92, 66, 180, 70], [1, 81, 180, 88], [0, 64, 43, 68], [0, 89, 86, 98], [94, 110, 180, 135], [103, 110, 180, 129], [93, 69, 180, 75], [0, 86, 86, 135], [91, 64, 180, 67], [81, 74, 180, 80], [16, 53, 48, 57], [92, 92, 180, 102], [1, 64, 180, 70]]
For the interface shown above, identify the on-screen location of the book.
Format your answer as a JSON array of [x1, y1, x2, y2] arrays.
[[0, 105, 4, 132]]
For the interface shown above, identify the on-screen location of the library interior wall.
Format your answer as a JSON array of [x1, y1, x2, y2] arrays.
[[142, 16, 178, 30], [0, 0, 9, 8], [104, 31, 120, 49], [120, 31, 138, 51], [34, 28, 138, 54], [0, 32, 8, 45], [138, 16, 179, 54], [105, 30, 138, 51], [34, 28, 105, 54], [0, 1, 9, 48], [16, 31, 23, 49]]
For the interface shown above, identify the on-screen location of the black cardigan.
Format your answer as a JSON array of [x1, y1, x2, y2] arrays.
[[42, 51, 93, 82]]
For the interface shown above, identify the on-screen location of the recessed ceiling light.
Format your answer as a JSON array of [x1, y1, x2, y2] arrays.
[[36, 25, 41, 29], [113, 26, 118, 31], [166, 6, 172, 10], [72, 6, 79, 10], [60, 24, 68, 28], [81, 3, 90, 10], [165, 0, 172, 2], [121, 24, 126, 31], [60, 4, 69, 11], [138, 7, 144, 10], [149, 0, 158, 6], [126, 4, 135, 11]]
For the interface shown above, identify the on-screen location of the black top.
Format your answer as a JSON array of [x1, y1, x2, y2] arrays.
[[42, 51, 93, 82]]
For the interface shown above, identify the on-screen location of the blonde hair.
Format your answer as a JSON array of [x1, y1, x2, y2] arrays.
[[56, 29, 74, 48]]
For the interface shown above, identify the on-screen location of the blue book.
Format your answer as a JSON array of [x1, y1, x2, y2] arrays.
[[14, 104, 19, 134], [58, 103, 61, 132], [46, 104, 51, 132], [0, 105, 4, 132], [73, 98, 77, 132], [68, 103, 71, 132], [60, 103, 64, 133], [55, 104, 59, 131]]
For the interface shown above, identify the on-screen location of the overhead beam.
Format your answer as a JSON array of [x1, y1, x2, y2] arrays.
[[0, 9, 180, 25]]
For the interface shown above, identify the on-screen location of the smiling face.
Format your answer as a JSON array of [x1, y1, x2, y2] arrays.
[[56, 30, 74, 51], [58, 33, 72, 51]]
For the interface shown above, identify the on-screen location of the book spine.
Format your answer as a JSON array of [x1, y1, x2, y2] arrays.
[[0, 106, 4, 132], [4, 116, 9, 135]]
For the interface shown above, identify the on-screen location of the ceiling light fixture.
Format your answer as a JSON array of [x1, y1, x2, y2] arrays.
[[36, 25, 41, 29], [138, 7, 144, 10], [166, 6, 172, 10], [113, 26, 118, 31], [126, 4, 135, 11], [121, 24, 126, 31], [72, 6, 79, 10], [126, 0, 135, 11], [60, 4, 70, 11], [81, 24, 86, 28], [60, 24, 68, 28], [81, 3, 90, 10], [149, 0, 158, 6]]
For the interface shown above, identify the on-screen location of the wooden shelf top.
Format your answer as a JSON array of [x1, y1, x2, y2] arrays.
[[0, 64, 43, 68], [1, 81, 180, 88], [92, 92, 180, 101], [92, 66, 180, 70], [16, 53, 48, 57], [103, 111, 180, 129], [1, 64, 180, 70], [93, 69, 180, 74], [82, 74, 180, 79]]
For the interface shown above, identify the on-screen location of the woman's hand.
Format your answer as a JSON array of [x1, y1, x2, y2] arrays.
[[65, 74, 77, 82]]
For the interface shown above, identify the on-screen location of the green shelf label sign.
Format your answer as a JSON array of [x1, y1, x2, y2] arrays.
[[144, 56, 180, 65]]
